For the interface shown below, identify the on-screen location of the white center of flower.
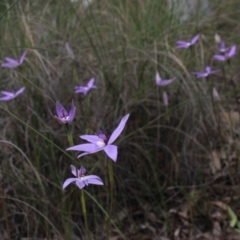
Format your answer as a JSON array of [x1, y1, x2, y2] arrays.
[[61, 116, 70, 122], [96, 140, 106, 148]]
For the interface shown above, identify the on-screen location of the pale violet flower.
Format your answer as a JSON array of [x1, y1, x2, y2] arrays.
[[74, 78, 97, 95], [0, 87, 25, 101], [156, 72, 175, 86], [1, 50, 28, 68], [213, 45, 236, 61], [175, 34, 200, 49], [63, 165, 103, 189], [192, 66, 219, 78], [54, 100, 76, 124], [67, 114, 130, 162]]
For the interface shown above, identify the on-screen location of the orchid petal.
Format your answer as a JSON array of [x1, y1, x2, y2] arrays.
[[108, 114, 130, 144], [79, 166, 86, 176], [75, 180, 85, 189], [176, 40, 188, 44], [5, 57, 17, 64], [1, 91, 13, 96], [68, 100, 76, 121], [80, 135, 101, 144], [19, 50, 28, 64], [157, 79, 174, 86], [62, 178, 77, 189], [71, 165, 78, 177], [87, 78, 95, 88], [104, 144, 118, 162], [213, 55, 225, 61], [205, 66, 211, 73], [67, 143, 98, 152], [56, 101, 67, 118], [1, 62, 19, 68], [155, 72, 162, 84], [191, 34, 200, 44], [176, 44, 188, 49], [84, 175, 104, 185], [15, 87, 26, 97], [77, 148, 103, 158], [0, 96, 12, 101], [228, 45, 236, 57]]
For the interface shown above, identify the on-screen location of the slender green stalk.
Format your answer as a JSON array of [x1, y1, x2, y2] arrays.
[[65, 124, 90, 239], [66, 124, 74, 147], [81, 190, 90, 240], [106, 159, 114, 240]]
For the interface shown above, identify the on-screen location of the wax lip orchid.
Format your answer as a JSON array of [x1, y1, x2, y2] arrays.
[[213, 45, 236, 61], [192, 66, 219, 78], [1, 50, 28, 68], [218, 40, 229, 54], [74, 78, 97, 95], [54, 100, 76, 124], [67, 114, 130, 162], [156, 72, 175, 86], [63, 165, 103, 189], [175, 34, 200, 49], [0, 87, 25, 101]]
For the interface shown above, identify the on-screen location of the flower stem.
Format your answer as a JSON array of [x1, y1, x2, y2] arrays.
[[81, 189, 90, 240], [106, 159, 114, 239], [66, 124, 74, 147]]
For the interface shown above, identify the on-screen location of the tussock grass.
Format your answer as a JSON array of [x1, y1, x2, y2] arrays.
[[0, 0, 240, 239]]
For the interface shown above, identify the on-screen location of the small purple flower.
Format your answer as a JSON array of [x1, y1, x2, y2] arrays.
[[54, 100, 76, 124], [74, 78, 97, 95], [63, 165, 103, 189], [176, 34, 200, 49], [213, 45, 236, 61], [192, 66, 219, 78], [67, 114, 130, 162], [1, 50, 28, 68], [156, 72, 175, 86], [218, 40, 229, 54], [0, 87, 25, 101]]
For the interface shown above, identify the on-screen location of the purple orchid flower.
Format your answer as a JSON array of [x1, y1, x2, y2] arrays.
[[67, 114, 130, 162], [74, 78, 97, 95], [192, 66, 219, 78], [0, 87, 25, 101], [213, 45, 236, 61], [54, 100, 76, 124], [1, 50, 28, 68], [156, 72, 175, 86], [218, 40, 229, 54], [176, 34, 200, 49], [63, 165, 103, 189]]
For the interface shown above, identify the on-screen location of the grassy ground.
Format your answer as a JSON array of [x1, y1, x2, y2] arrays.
[[0, 0, 240, 239]]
